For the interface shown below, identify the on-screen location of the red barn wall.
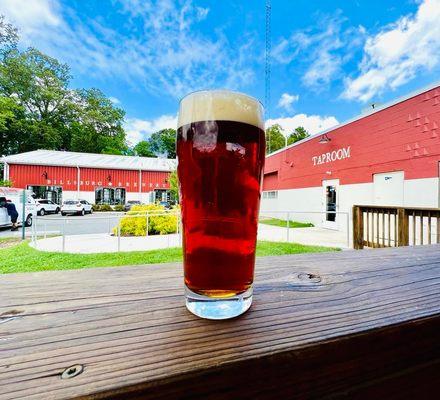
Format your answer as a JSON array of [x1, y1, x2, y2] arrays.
[[263, 86, 440, 191], [8, 165, 170, 192]]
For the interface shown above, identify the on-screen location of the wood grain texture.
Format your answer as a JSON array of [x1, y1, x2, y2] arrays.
[[1, 246, 440, 399]]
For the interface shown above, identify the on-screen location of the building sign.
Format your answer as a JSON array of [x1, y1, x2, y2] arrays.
[[312, 146, 351, 166]]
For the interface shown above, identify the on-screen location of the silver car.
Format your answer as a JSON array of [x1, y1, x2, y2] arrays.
[[36, 199, 60, 216], [61, 200, 93, 216]]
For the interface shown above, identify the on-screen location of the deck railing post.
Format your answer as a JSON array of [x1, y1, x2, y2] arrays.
[[353, 206, 363, 249], [62, 218, 66, 252], [117, 221, 121, 252], [397, 208, 409, 247]]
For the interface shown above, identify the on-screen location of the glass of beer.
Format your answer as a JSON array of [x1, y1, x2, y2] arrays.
[[177, 90, 265, 319]]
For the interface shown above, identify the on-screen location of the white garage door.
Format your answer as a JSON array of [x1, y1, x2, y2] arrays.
[[373, 171, 404, 206]]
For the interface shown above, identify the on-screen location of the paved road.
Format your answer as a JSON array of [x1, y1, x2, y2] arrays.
[[0, 213, 123, 238]]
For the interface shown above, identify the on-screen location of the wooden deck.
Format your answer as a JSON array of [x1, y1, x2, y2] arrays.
[[1, 245, 440, 399]]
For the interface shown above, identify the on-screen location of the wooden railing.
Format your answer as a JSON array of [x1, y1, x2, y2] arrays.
[[353, 205, 440, 249], [2, 246, 440, 399]]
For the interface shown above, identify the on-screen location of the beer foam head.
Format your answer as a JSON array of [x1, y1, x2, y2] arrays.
[[178, 90, 264, 130]]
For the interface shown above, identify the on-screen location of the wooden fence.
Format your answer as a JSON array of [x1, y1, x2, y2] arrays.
[[353, 205, 440, 249]]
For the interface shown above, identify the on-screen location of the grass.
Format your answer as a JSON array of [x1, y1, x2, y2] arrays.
[[259, 218, 314, 228], [0, 240, 339, 274]]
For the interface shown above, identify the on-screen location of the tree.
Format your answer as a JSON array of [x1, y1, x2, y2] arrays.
[[0, 15, 18, 51], [0, 24, 129, 156], [0, 95, 21, 156], [134, 140, 155, 157], [69, 88, 127, 154], [149, 128, 176, 158], [265, 124, 286, 154], [168, 170, 179, 202], [287, 126, 309, 145]]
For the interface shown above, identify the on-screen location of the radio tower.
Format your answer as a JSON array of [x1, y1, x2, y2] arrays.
[[265, 0, 272, 152]]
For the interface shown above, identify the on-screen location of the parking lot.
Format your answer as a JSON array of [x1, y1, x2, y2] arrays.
[[0, 213, 123, 238]]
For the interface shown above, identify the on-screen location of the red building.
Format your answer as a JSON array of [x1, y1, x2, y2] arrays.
[[1, 150, 176, 205], [261, 83, 440, 232]]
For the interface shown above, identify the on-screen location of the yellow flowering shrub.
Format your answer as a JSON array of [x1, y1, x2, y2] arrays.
[[114, 204, 180, 236]]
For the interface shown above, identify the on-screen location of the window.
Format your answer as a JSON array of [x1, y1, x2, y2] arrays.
[[95, 187, 126, 205], [263, 191, 278, 199], [27, 185, 62, 204]]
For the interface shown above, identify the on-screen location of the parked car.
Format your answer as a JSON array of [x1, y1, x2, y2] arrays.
[[61, 199, 93, 216], [0, 187, 37, 228], [124, 200, 141, 211], [36, 199, 60, 216], [159, 201, 171, 209]]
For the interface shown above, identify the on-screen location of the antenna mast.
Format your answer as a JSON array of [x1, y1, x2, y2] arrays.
[[265, 0, 272, 151]]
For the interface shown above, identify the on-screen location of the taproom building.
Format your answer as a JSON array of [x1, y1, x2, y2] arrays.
[[1, 150, 176, 205], [261, 83, 440, 231]]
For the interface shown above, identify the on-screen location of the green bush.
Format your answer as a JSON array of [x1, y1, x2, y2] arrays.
[[93, 204, 114, 212], [113, 204, 125, 212], [115, 204, 179, 236]]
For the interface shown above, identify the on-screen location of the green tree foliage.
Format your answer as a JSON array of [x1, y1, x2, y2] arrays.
[[265, 124, 286, 154], [168, 169, 179, 201], [134, 140, 155, 157], [0, 19, 127, 156], [0, 178, 13, 187], [148, 128, 176, 158], [69, 88, 126, 154], [0, 15, 18, 51], [287, 126, 310, 145]]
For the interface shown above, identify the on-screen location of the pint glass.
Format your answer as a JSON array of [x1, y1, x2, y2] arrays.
[[177, 90, 265, 319]]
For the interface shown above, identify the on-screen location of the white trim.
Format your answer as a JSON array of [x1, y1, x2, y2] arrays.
[[267, 81, 440, 158], [3, 162, 9, 180]]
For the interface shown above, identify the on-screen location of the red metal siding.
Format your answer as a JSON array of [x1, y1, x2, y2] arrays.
[[8, 164, 78, 190], [8, 165, 170, 192], [262, 172, 278, 191], [264, 86, 440, 191]]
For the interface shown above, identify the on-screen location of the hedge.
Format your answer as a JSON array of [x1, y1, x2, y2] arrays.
[[115, 204, 179, 236]]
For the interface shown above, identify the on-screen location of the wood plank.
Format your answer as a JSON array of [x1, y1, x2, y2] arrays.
[[1, 246, 440, 400]]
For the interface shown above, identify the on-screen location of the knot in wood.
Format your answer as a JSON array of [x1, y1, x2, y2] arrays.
[[61, 364, 84, 379], [297, 272, 322, 283]]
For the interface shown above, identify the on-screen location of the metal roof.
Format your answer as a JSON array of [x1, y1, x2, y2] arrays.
[[1, 150, 177, 171]]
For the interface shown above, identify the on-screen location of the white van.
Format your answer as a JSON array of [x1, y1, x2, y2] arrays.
[[0, 187, 37, 228]]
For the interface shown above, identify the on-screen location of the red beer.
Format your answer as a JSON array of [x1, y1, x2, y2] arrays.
[[177, 90, 265, 309]]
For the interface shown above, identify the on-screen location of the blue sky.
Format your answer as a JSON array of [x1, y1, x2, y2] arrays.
[[2, 0, 440, 144]]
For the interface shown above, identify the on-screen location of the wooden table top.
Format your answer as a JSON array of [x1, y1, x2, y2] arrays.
[[1, 245, 440, 400]]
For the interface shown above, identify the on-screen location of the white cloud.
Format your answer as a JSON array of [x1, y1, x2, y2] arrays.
[[1, 0, 256, 98], [273, 13, 365, 90], [0, 0, 61, 34], [343, 0, 440, 102], [109, 96, 121, 105], [266, 114, 338, 136], [124, 114, 177, 145], [277, 93, 299, 111]]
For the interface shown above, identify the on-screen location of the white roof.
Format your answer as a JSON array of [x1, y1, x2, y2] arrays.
[[1, 150, 177, 171]]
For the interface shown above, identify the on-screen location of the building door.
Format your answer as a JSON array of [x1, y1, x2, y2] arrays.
[[322, 179, 339, 230], [373, 171, 404, 206]]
